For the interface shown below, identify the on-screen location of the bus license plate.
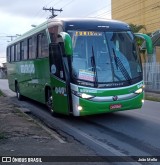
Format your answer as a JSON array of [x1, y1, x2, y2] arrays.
[[110, 104, 122, 110]]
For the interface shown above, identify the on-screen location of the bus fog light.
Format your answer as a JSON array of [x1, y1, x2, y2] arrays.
[[142, 99, 144, 103], [78, 106, 83, 111]]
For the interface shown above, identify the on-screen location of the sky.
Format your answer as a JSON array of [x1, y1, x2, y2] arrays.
[[0, 0, 111, 66]]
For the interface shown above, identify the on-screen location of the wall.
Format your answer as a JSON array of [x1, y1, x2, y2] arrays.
[[112, 0, 160, 33], [155, 46, 160, 62]]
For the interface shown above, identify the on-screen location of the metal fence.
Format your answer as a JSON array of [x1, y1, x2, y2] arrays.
[[143, 62, 160, 92]]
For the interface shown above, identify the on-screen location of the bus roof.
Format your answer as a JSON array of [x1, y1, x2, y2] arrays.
[[8, 18, 130, 46], [48, 17, 130, 31]]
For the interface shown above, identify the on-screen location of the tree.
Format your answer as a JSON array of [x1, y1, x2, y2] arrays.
[[128, 24, 147, 46], [129, 23, 146, 33]]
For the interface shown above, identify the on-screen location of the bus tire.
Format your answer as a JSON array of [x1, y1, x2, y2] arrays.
[[46, 89, 58, 117], [15, 83, 23, 101]]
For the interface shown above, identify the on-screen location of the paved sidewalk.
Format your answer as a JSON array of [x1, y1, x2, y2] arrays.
[[0, 95, 98, 165]]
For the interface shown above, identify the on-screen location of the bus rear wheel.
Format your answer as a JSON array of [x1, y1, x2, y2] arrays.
[[15, 83, 23, 101]]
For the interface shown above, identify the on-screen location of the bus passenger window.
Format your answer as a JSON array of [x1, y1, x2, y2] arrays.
[[37, 34, 42, 58], [28, 37, 36, 59], [37, 32, 49, 58], [23, 40, 28, 60], [41, 33, 48, 57], [20, 41, 24, 60], [28, 38, 32, 59], [7, 47, 11, 62], [11, 46, 15, 62], [32, 36, 37, 59], [15, 43, 20, 61]]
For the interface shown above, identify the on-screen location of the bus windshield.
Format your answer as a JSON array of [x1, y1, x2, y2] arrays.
[[68, 30, 142, 87]]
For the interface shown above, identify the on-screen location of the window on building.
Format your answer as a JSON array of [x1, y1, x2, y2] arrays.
[[154, 37, 160, 46]]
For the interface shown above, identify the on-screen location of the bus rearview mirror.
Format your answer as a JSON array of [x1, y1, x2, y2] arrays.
[[134, 33, 153, 55], [59, 32, 73, 56]]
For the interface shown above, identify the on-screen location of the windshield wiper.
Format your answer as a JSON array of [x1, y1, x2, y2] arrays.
[[91, 46, 98, 87], [112, 48, 131, 84]]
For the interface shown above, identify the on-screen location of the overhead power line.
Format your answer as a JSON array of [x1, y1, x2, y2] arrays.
[[43, 7, 63, 18]]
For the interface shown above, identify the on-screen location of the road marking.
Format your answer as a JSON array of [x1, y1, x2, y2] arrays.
[[61, 121, 141, 165]]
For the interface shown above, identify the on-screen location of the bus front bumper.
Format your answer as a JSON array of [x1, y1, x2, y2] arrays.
[[72, 93, 144, 116]]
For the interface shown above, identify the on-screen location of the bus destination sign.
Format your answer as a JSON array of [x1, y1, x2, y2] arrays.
[[75, 31, 102, 36]]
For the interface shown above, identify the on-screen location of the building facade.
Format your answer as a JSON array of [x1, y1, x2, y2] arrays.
[[112, 0, 160, 33]]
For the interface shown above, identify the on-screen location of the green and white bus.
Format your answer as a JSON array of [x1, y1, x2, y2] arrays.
[[6, 18, 153, 116]]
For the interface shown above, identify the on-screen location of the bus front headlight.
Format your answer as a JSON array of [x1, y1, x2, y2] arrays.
[[135, 88, 143, 94], [81, 93, 93, 99], [72, 91, 94, 99]]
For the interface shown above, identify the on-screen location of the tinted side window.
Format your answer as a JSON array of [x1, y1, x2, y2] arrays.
[[24, 40, 28, 60], [33, 35, 37, 59], [42, 33, 49, 57], [28, 38, 33, 59], [20, 41, 24, 60], [15, 43, 20, 61], [37, 31, 48, 58], [37, 34, 42, 58], [11, 46, 15, 62], [28, 36, 36, 59], [7, 47, 11, 62], [50, 44, 65, 80]]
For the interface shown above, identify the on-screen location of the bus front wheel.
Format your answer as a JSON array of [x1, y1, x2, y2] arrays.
[[46, 89, 57, 117]]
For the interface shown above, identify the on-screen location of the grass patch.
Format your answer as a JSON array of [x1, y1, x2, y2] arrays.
[[145, 94, 160, 102], [12, 108, 25, 117], [0, 90, 3, 96], [0, 132, 6, 139]]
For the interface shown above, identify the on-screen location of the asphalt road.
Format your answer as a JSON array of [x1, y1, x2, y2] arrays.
[[0, 79, 160, 164]]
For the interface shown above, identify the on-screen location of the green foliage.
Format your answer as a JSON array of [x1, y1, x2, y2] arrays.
[[145, 94, 160, 102], [129, 23, 146, 33], [0, 132, 6, 139], [0, 90, 3, 96], [129, 23, 147, 46]]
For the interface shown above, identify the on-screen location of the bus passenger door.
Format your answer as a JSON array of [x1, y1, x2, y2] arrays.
[[49, 44, 70, 115]]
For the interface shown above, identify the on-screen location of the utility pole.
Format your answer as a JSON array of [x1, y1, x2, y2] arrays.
[[6, 34, 21, 41], [6, 35, 17, 41], [43, 7, 63, 18]]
